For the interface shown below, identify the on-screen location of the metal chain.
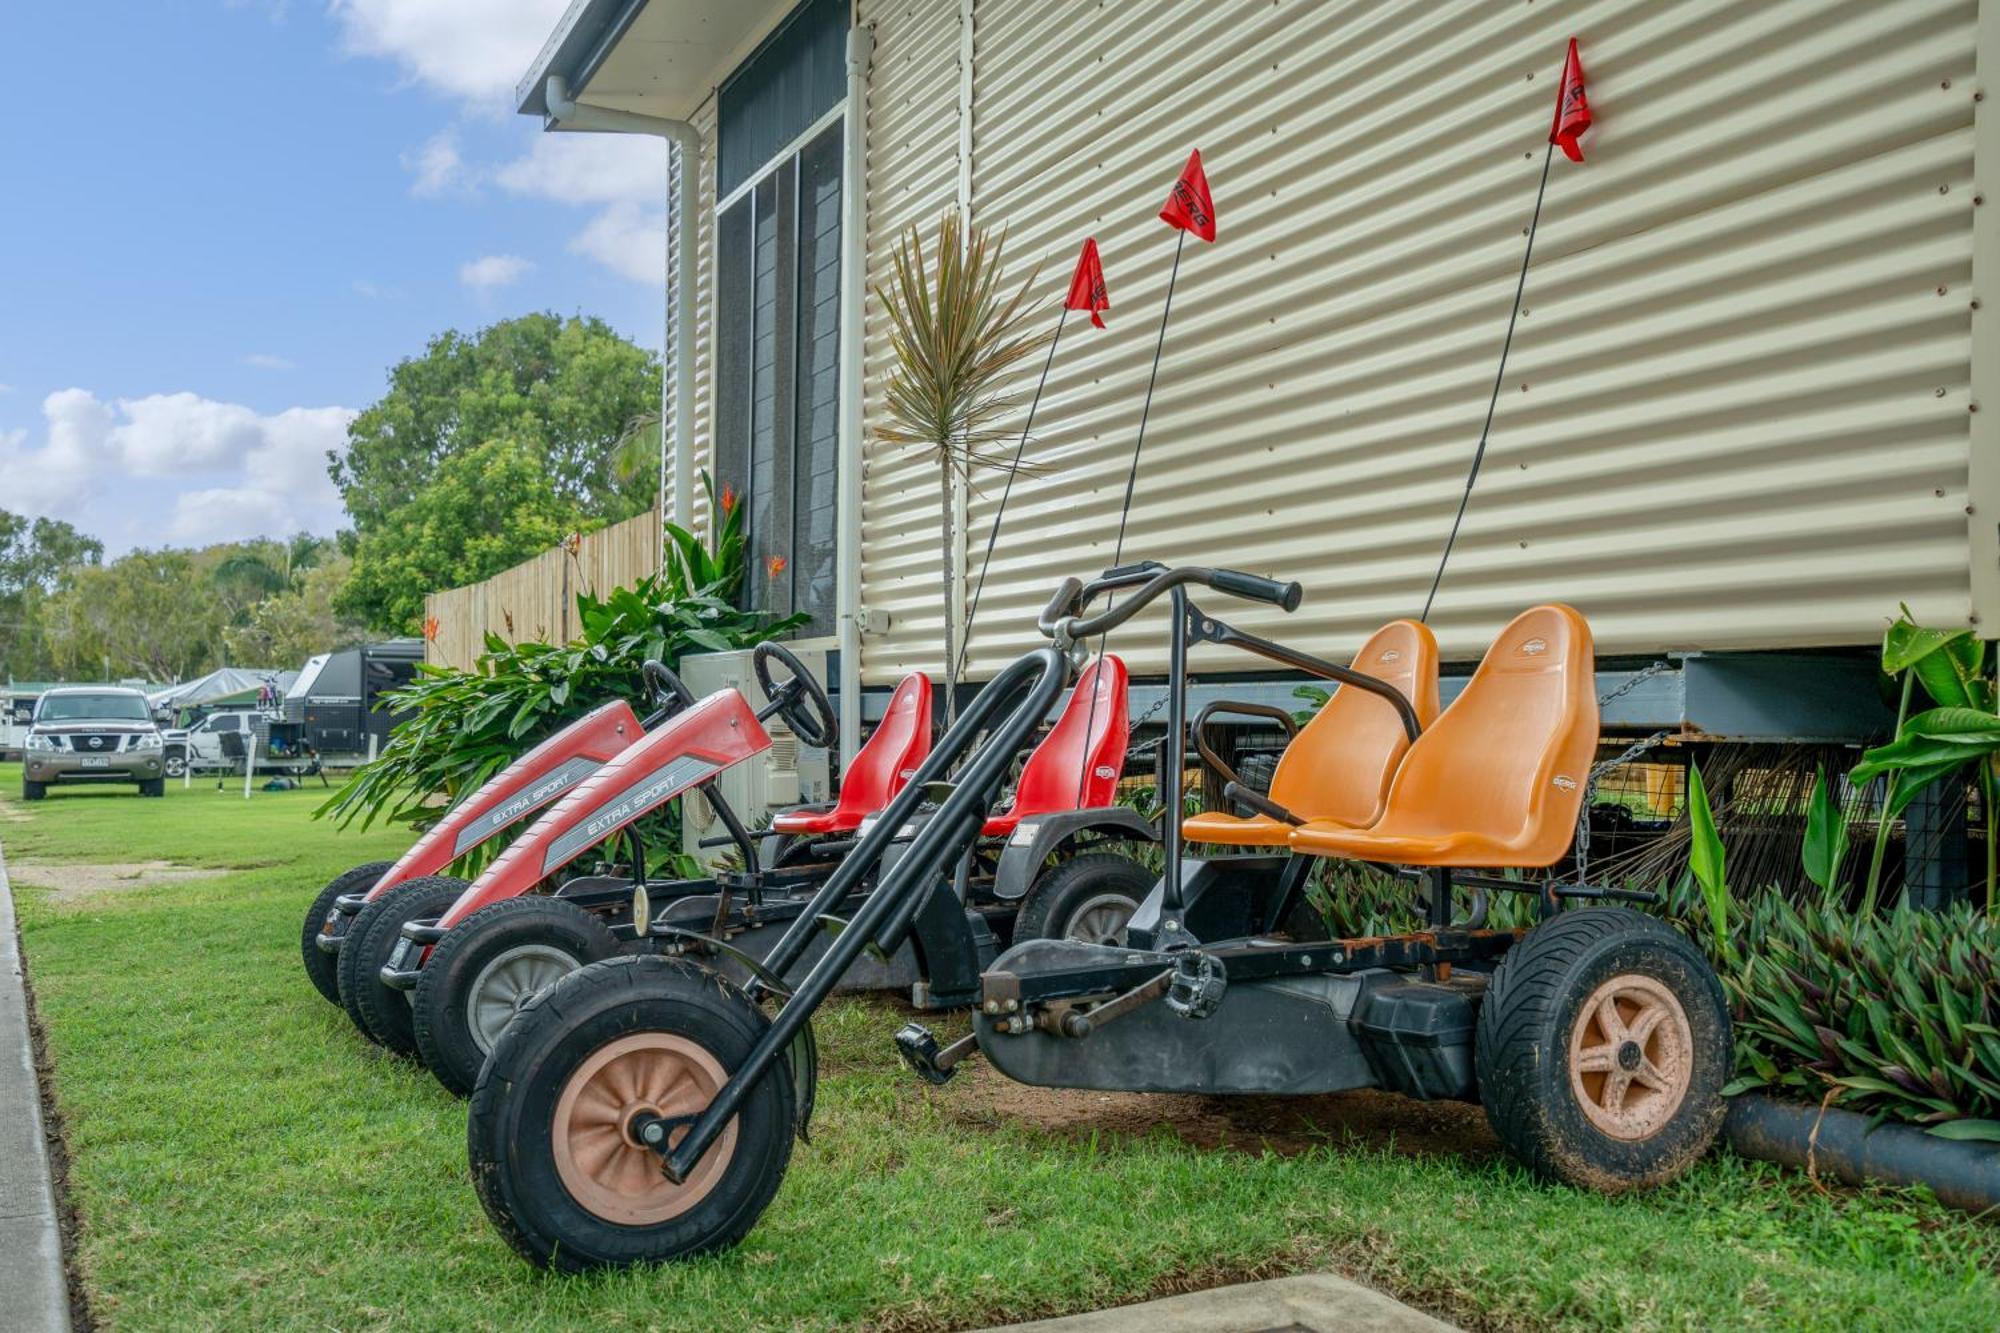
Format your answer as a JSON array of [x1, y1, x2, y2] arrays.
[[1596, 659, 1673, 710], [1573, 728, 1671, 883]]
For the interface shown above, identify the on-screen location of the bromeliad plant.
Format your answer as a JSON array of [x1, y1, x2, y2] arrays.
[[1848, 607, 1997, 917], [318, 475, 803, 843]]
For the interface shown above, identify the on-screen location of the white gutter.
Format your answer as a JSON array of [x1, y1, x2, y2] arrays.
[[544, 75, 700, 550], [834, 24, 875, 772]]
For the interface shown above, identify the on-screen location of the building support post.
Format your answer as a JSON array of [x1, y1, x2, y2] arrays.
[[835, 22, 877, 773]]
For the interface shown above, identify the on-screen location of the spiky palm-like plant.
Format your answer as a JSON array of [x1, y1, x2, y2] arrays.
[[874, 211, 1048, 720]]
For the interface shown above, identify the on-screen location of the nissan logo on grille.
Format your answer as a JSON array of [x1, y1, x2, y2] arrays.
[[88, 736, 105, 750]]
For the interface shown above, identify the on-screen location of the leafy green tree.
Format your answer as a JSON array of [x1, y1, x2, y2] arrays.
[[0, 510, 103, 679], [224, 555, 368, 668], [330, 312, 661, 534], [39, 549, 227, 681], [335, 437, 586, 634]]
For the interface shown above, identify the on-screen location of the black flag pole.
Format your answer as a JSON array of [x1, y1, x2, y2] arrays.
[[954, 309, 1069, 687], [1076, 225, 1188, 805], [1418, 140, 1554, 623], [1422, 38, 1588, 621]]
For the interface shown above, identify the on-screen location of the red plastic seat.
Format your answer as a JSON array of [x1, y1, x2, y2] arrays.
[[983, 656, 1129, 837], [771, 671, 932, 837]]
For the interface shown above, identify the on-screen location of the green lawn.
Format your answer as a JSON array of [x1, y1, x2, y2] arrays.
[[5, 762, 1999, 1331]]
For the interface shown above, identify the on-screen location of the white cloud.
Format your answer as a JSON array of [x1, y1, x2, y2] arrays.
[[0, 390, 355, 547], [569, 202, 666, 285], [351, 278, 402, 300], [243, 353, 296, 371], [459, 254, 535, 290], [494, 133, 668, 207], [0, 383, 14, 395], [329, 0, 571, 108], [403, 129, 469, 196]]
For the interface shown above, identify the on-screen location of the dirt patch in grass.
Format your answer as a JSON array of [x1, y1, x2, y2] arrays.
[[6, 860, 229, 904], [945, 1063, 1503, 1161]]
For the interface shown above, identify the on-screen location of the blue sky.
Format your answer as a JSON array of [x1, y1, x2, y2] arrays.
[[0, 1, 670, 553]]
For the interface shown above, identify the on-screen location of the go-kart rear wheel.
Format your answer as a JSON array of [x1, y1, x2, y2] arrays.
[[1013, 853, 1153, 946], [1474, 906, 1729, 1192], [413, 896, 620, 1097], [469, 954, 795, 1272], [300, 860, 394, 1007], [336, 875, 467, 1053]]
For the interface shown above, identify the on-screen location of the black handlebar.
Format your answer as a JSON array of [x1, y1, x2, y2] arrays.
[[1210, 568, 1304, 612], [1039, 564, 1303, 643]]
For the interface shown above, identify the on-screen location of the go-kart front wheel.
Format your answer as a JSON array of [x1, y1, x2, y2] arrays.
[[299, 860, 394, 1007], [412, 895, 619, 1097], [337, 875, 468, 1053], [469, 954, 795, 1272]]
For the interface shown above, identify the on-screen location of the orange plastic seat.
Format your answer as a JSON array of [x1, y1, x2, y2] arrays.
[[1182, 620, 1440, 848], [982, 656, 1129, 837], [1289, 605, 1597, 869], [772, 671, 932, 837]]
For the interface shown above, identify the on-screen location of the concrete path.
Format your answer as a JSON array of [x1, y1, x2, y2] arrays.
[[987, 1274, 1456, 1332], [0, 834, 73, 1332]]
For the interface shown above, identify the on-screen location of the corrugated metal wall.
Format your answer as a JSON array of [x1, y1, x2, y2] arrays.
[[688, 97, 721, 542], [856, 0, 969, 679], [847, 0, 1982, 682]]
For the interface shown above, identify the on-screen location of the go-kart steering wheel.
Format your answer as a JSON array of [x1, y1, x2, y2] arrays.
[[752, 642, 837, 750], [640, 659, 696, 725]]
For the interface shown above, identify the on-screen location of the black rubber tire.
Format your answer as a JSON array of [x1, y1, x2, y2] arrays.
[[469, 954, 795, 1272], [1012, 853, 1155, 945], [414, 896, 621, 1098], [139, 778, 165, 798], [1474, 906, 1730, 1192], [336, 875, 468, 1053], [299, 861, 395, 1007], [163, 749, 187, 779], [21, 781, 45, 802]]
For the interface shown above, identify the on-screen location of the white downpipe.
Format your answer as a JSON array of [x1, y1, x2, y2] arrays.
[[544, 76, 700, 545], [834, 25, 875, 773]]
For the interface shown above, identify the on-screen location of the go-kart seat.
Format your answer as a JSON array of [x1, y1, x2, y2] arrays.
[[1289, 605, 1597, 868], [1182, 619, 1440, 847], [771, 671, 933, 837], [982, 656, 1129, 838]]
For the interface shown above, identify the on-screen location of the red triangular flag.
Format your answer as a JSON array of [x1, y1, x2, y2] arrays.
[[1549, 38, 1591, 163], [1158, 149, 1217, 242], [1063, 238, 1110, 328]]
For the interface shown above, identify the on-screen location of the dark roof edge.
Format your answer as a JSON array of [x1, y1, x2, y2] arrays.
[[514, 0, 650, 119]]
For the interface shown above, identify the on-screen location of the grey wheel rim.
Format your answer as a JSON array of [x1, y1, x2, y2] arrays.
[[1063, 892, 1138, 947], [466, 944, 580, 1055], [165, 755, 186, 777]]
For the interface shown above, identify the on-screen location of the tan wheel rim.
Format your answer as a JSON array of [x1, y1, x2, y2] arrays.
[[551, 1033, 738, 1224], [1567, 973, 1693, 1141]]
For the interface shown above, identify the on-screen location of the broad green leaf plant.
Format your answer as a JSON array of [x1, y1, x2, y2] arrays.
[[1849, 606, 1997, 917], [318, 474, 804, 859]]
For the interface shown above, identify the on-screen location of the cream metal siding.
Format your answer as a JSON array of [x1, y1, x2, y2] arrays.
[[855, 0, 969, 682], [689, 97, 720, 542], [834, 0, 1989, 682]]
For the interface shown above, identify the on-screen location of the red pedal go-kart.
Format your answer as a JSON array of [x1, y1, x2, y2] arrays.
[[301, 693, 650, 1039], [464, 562, 1732, 1272], [367, 645, 1155, 1096]]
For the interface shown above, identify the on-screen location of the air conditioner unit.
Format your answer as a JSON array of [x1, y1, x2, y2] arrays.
[[677, 646, 833, 870]]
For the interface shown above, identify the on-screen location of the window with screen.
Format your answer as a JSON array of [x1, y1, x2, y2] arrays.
[[713, 0, 846, 638]]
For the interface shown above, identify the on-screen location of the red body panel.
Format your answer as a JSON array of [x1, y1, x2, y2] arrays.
[[982, 656, 1129, 836], [434, 689, 771, 930], [771, 671, 932, 836], [364, 699, 643, 902]]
